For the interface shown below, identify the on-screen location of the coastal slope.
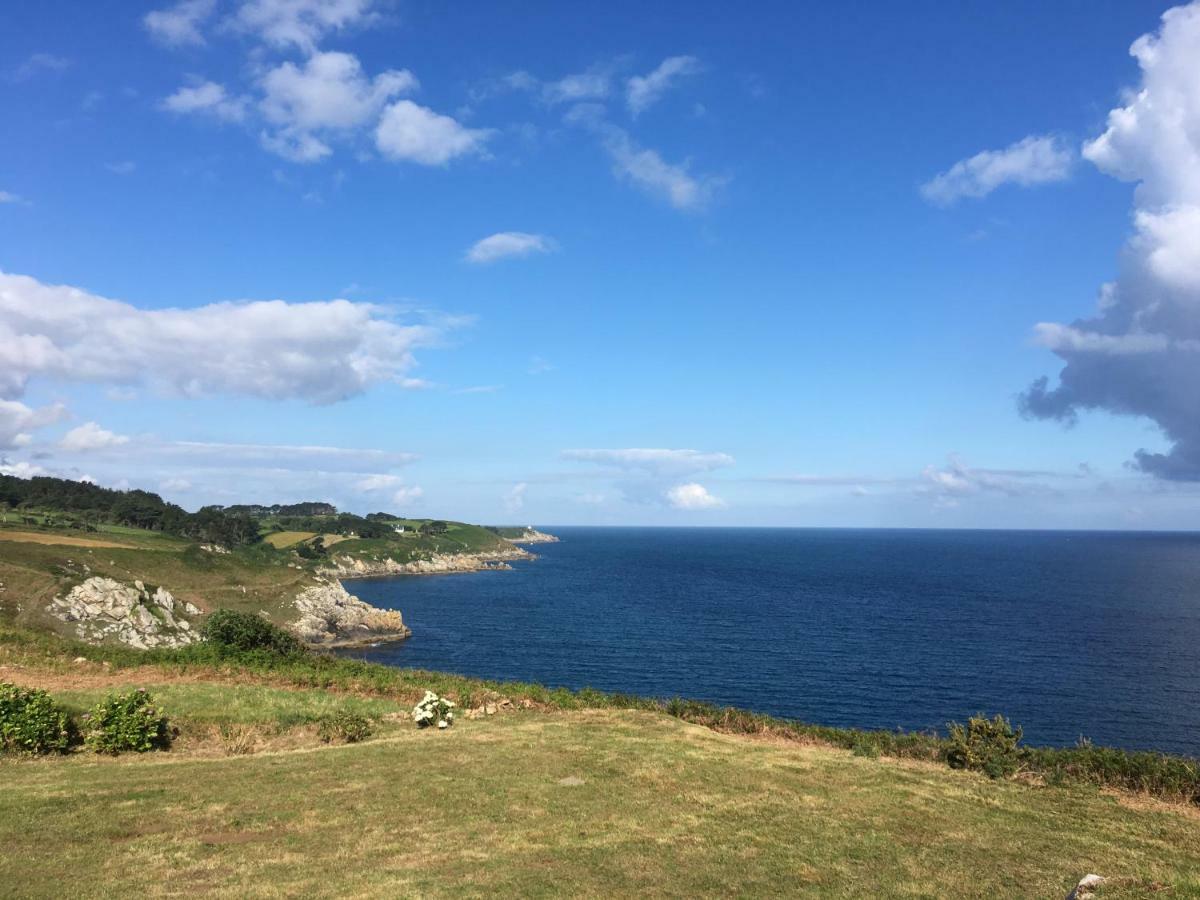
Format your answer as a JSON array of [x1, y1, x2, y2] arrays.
[[0, 489, 542, 649]]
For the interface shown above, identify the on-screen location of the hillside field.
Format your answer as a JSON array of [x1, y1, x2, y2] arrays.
[[1, 630, 1199, 898]]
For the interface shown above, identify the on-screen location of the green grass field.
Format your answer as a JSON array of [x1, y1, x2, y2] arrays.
[[1, 625, 1200, 898], [2, 678, 1199, 898]]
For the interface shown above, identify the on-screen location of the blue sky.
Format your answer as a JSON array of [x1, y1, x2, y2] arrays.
[[3, 0, 1200, 528]]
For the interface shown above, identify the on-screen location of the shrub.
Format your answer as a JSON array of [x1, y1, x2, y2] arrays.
[[317, 711, 373, 744], [201, 608, 305, 657], [945, 713, 1023, 779], [412, 691, 455, 729], [0, 683, 77, 755], [83, 689, 172, 754]]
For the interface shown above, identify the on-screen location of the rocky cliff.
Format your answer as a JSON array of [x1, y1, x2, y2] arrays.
[[321, 547, 532, 578], [291, 579, 411, 647], [47, 577, 202, 649], [505, 528, 560, 544]]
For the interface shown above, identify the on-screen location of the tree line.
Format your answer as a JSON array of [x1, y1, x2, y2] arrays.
[[0, 475, 260, 549]]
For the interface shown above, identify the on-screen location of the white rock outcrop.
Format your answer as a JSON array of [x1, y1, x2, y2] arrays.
[[505, 528, 560, 544], [321, 548, 530, 579], [291, 580, 411, 646], [47, 577, 201, 649]]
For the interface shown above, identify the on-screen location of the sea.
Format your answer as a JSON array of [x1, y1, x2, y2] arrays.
[[341, 527, 1200, 755]]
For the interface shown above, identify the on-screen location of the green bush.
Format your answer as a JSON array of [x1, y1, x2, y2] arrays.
[[83, 690, 172, 754], [0, 683, 77, 755], [201, 608, 305, 657], [945, 713, 1023, 779], [317, 711, 373, 744]]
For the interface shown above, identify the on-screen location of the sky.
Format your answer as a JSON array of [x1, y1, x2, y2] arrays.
[[2, 0, 1200, 529]]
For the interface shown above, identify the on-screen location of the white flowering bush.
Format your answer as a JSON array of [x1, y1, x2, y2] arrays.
[[412, 691, 455, 729]]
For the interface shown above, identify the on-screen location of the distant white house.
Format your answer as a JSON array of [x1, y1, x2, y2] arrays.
[[393, 525, 406, 534]]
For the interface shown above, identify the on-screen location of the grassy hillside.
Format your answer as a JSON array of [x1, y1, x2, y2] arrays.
[[0, 507, 514, 640], [1, 629, 1199, 898]]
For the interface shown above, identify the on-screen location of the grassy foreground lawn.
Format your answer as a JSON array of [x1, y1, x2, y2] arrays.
[[2, 677, 1200, 898]]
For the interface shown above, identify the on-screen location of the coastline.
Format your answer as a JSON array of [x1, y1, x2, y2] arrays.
[[322, 546, 536, 581]]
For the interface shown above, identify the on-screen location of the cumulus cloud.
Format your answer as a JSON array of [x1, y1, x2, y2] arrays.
[[566, 105, 720, 211], [1021, 3, 1200, 480], [0, 270, 447, 405], [259, 51, 417, 163], [375, 100, 493, 165], [665, 482, 723, 509], [0, 400, 66, 450], [233, 0, 379, 52], [144, 0, 216, 46], [0, 191, 25, 204], [920, 134, 1074, 205], [465, 232, 555, 264], [162, 80, 248, 122], [59, 422, 131, 453], [0, 459, 52, 478], [160, 477, 192, 492], [562, 448, 735, 475], [626, 55, 701, 116]]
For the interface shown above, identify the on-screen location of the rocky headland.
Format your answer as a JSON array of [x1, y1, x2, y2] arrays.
[[321, 547, 533, 579], [290, 579, 411, 647], [504, 528, 560, 544]]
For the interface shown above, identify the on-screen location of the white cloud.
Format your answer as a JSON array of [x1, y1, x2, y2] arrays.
[[0, 460, 52, 478], [162, 80, 248, 122], [0, 400, 66, 450], [391, 485, 423, 506], [355, 473, 402, 491], [11, 53, 70, 82], [375, 100, 493, 166], [354, 472, 422, 506], [606, 132, 717, 210], [543, 65, 614, 105], [160, 477, 192, 492], [920, 134, 1074, 205], [59, 422, 131, 453], [562, 448, 734, 475], [1021, 3, 1200, 480], [163, 441, 417, 470], [0, 270, 448, 405], [465, 232, 555, 264], [920, 455, 1055, 502], [144, 0, 216, 46], [665, 482, 723, 509], [259, 52, 417, 163], [105, 161, 137, 176], [567, 106, 719, 211], [0, 191, 24, 205], [504, 482, 527, 513], [627, 55, 701, 116], [233, 0, 379, 52]]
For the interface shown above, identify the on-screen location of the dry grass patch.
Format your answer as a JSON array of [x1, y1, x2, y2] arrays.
[[0, 531, 138, 549]]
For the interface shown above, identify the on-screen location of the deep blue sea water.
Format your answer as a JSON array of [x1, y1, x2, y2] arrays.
[[341, 527, 1200, 755]]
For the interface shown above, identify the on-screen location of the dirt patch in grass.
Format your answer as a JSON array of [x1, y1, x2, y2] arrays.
[[0, 531, 138, 549]]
